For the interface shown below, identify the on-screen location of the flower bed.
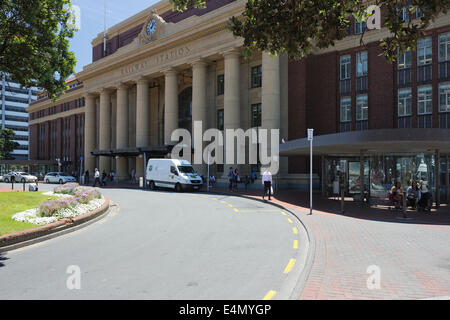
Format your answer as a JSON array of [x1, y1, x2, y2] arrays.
[[12, 184, 104, 226]]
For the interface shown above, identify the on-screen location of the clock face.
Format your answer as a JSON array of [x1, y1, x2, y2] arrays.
[[146, 19, 157, 36]]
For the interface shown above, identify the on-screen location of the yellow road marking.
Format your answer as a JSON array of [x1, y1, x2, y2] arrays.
[[284, 259, 296, 274], [281, 211, 287, 216], [263, 290, 277, 300], [212, 198, 218, 201], [293, 240, 299, 249], [220, 201, 227, 204], [228, 204, 233, 208], [234, 209, 240, 213], [287, 218, 293, 224], [292, 227, 298, 235]]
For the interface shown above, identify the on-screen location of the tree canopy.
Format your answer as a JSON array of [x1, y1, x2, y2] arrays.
[[170, 0, 450, 62], [0, 128, 19, 160], [0, 0, 77, 98]]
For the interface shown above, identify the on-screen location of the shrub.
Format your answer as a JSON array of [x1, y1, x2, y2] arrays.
[[39, 198, 78, 217], [39, 186, 102, 217], [54, 183, 80, 195]]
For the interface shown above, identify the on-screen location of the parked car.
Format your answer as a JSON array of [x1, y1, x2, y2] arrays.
[[3, 172, 38, 183], [146, 159, 203, 192], [44, 172, 77, 184], [0, 175, 3, 182]]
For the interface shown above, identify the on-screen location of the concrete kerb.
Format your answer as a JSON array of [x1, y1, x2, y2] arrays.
[[208, 190, 316, 300], [0, 199, 112, 253]]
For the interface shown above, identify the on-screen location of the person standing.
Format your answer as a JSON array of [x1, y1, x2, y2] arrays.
[[227, 167, 234, 192], [233, 168, 240, 192], [102, 170, 107, 187], [84, 170, 90, 185], [93, 168, 100, 187], [262, 168, 273, 201], [131, 168, 136, 184]]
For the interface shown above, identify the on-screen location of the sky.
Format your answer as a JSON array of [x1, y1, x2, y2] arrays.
[[69, 0, 160, 74]]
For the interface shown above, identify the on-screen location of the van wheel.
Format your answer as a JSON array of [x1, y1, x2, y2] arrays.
[[175, 183, 182, 193], [5, 178, 9, 183], [21, 178, 26, 183], [59, 179, 63, 184], [150, 181, 156, 190]]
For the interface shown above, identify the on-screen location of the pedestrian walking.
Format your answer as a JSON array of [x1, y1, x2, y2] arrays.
[[262, 168, 273, 201], [93, 168, 100, 187]]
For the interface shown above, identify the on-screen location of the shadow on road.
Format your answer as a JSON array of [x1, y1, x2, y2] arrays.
[[0, 252, 9, 268]]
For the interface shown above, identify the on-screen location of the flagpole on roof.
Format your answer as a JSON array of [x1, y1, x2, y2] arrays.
[[103, 0, 107, 56]]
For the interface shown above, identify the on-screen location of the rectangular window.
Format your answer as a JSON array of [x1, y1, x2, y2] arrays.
[[418, 86, 433, 115], [217, 109, 224, 131], [398, 6, 410, 22], [251, 104, 262, 127], [356, 51, 368, 77], [251, 65, 262, 88], [439, 32, 450, 62], [439, 83, 450, 112], [340, 97, 352, 122], [355, 20, 366, 35], [398, 49, 412, 69], [418, 37, 433, 66], [398, 88, 412, 116], [416, 8, 424, 19], [340, 55, 351, 80], [356, 95, 368, 121], [217, 74, 225, 96]]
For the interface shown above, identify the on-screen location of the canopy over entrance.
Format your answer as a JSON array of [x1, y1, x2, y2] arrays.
[[280, 129, 450, 156], [91, 146, 173, 158]]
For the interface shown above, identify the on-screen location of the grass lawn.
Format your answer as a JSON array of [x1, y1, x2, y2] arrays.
[[0, 192, 56, 236]]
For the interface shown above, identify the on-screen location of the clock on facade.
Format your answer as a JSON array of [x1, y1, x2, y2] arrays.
[[146, 19, 157, 36]]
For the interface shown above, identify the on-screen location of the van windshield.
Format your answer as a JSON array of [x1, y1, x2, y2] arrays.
[[178, 166, 196, 174]]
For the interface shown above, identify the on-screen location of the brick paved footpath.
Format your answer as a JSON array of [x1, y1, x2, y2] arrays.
[[212, 186, 450, 300]]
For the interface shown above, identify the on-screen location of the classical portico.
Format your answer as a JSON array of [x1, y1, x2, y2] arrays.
[[79, 2, 288, 182]]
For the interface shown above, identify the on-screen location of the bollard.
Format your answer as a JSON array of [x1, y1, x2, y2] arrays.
[[341, 188, 345, 214], [11, 180, 14, 190], [23, 181, 25, 192]]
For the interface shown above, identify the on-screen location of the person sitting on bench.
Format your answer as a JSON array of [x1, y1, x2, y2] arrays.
[[407, 181, 420, 210], [390, 182, 403, 210]]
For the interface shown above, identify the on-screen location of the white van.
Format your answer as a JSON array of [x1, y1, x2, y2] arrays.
[[146, 159, 204, 192]]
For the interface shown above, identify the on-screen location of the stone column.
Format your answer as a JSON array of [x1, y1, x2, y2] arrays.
[[99, 89, 112, 173], [262, 52, 281, 174], [84, 93, 97, 177], [116, 84, 129, 181], [136, 77, 150, 178], [223, 50, 241, 173], [164, 69, 179, 145], [192, 60, 208, 174]]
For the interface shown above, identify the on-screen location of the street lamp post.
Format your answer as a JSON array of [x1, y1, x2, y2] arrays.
[[308, 129, 314, 215]]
